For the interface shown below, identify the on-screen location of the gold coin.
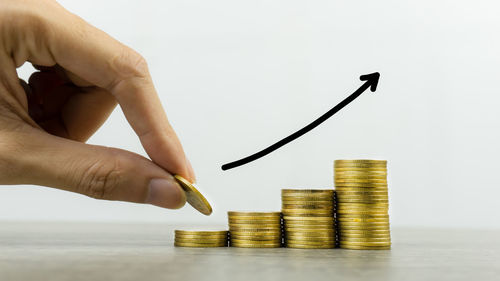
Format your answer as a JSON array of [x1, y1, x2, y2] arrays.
[[337, 208, 388, 212], [174, 242, 227, 247], [229, 229, 281, 234], [285, 228, 335, 232], [230, 237, 281, 242], [340, 229, 391, 234], [286, 239, 336, 244], [282, 201, 334, 206], [174, 235, 227, 240], [284, 223, 334, 228], [336, 196, 388, 200], [337, 202, 389, 207], [336, 194, 389, 199], [229, 226, 281, 231], [336, 208, 388, 213], [282, 197, 333, 201], [337, 217, 389, 222], [340, 245, 391, 250], [228, 215, 281, 219], [228, 216, 281, 220], [283, 216, 334, 221], [282, 206, 334, 211], [175, 234, 228, 240], [338, 220, 390, 225], [339, 232, 391, 237], [284, 219, 334, 224], [335, 159, 387, 164], [334, 169, 387, 173], [175, 230, 227, 236], [339, 226, 390, 231], [282, 208, 334, 213], [228, 211, 281, 217], [285, 242, 335, 248], [334, 160, 387, 166], [228, 221, 281, 225], [336, 183, 388, 188], [334, 166, 387, 170], [282, 195, 333, 200], [337, 197, 389, 201], [337, 213, 389, 218], [174, 175, 212, 216], [282, 189, 334, 194], [340, 237, 391, 242], [284, 225, 334, 230], [338, 222, 390, 227], [337, 211, 388, 216], [229, 230, 281, 236], [228, 219, 281, 224], [339, 229, 390, 233], [337, 199, 388, 204], [285, 233, 336, 239], [231, 237, 281, 242], [230, 236, 280, 241], [285, 228, 334, 233], [336, 191, 388, 195], [340, 241, 391, 246], [335, 177, 387, 182], [285, 228, 335, 234], [282, 207, 334, 212], [335, 188, 388, 193], [175, 238, 227, 244], [285, 240, 336, 246], [285, 236, 336, 242], [335, 178, 387, 182], [230, 240, 281, 246], [335, 170, 387, 175], [281, 193, 334, 198], [230, 244, 281, 248]]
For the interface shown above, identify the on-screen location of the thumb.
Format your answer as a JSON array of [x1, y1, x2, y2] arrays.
[[3, 126, 186, 209]]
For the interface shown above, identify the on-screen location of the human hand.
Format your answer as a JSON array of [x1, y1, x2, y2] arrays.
[[0, 0, 195, 209]]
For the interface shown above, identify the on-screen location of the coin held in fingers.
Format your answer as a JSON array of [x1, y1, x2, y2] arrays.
[[174, 175, 213, 216]]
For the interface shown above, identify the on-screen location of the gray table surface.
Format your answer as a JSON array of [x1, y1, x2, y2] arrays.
[[0, 222, 498, 281]]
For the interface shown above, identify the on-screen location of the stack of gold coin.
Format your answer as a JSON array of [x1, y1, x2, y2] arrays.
[[228, 212, 282, 248], [281, 189, 336, 249], [174, 230, 228, 247], [334, 159, 391, 250]]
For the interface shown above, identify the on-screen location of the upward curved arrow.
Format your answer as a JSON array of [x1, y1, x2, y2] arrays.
[[221, 72, 380, 171]]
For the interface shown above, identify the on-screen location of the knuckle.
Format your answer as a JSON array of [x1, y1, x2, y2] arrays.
[[77, 151, 122, 200], [106, 48, 150, 92], [110, 48, 149, 80]]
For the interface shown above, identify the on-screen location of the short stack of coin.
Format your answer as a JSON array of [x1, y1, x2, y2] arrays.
[[174, 230, 228, 247], [228, 212, 282, 248], [282, 189, 336, 249], [334, 160, 391, 250]]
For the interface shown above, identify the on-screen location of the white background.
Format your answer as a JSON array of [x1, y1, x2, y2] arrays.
[[2, 0, 500, 228]]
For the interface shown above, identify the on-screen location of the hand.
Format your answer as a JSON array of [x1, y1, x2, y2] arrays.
[[0, 0, 195, 209]]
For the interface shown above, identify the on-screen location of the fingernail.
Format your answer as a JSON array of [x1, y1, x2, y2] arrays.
[[146, 178, 186, 209]]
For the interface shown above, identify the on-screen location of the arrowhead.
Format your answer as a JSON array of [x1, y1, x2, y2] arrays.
[[359, 72, 380, 92]]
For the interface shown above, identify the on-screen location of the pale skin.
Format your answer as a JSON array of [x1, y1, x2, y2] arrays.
[[0, 0, 195, 209]]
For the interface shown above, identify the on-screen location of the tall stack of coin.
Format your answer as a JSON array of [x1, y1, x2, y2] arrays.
[[281, 189, 336, 249], [228, 212, 282, 248], [174, 230, 228, 247], [334, 160, 391, 250]]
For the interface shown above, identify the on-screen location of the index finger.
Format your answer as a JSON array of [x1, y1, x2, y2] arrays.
[[39, 3, 195, 181]]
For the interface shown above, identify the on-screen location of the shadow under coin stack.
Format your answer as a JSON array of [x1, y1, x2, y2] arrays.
[[174, 230, 228, 247], [282, 189, 336, 249], [228, 212, 282, 248], [334, 160, 391, 250]]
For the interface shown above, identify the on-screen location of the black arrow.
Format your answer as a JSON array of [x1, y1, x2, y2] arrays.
[[221, 72, 380, 171]]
